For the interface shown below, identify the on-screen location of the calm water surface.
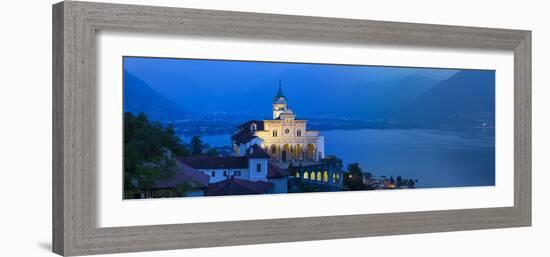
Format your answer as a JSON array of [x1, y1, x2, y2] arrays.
[[186, 128, 495, 188]]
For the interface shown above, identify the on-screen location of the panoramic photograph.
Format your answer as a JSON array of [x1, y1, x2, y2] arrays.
[[122, 56, 495, 199]]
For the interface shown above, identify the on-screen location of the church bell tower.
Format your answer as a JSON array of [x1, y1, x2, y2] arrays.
[[273, 81, 288, 119]]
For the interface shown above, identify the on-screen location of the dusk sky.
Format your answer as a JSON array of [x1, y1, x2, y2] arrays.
[[123, 56, 491, 120]]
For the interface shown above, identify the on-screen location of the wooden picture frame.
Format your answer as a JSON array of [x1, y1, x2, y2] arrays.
[[52, 1, 531, 256]]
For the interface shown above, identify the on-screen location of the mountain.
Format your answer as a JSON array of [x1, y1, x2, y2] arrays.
[[400, 70, 495, 127], [124, 57, 457, 119], [123, 71, 193, 121], [339, 74, 438, 119], [218, 68, 440, 119]]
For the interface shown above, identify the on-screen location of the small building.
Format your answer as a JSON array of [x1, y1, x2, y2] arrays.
[[178, 144, 289, 194]]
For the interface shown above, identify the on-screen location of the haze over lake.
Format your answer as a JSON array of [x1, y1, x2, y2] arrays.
[[193, 128, 495, 188]]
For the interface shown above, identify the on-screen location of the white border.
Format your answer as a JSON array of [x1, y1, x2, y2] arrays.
[[97, 31, 514, 227]]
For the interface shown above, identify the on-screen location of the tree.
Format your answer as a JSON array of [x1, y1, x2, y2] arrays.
[[344, 162, 366, 191], [124, 112, 190, 196], [175, 181, 196, 197], [323, 155, 338, 160], [203, 147, 219, 156], [189, 136, 204, 155]]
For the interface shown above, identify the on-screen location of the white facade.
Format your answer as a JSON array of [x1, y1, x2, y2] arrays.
[[197, 168, 249, 183], [248, 158, 269, 182], [233, 84, 325, 162], [196, 158, 268, 183]]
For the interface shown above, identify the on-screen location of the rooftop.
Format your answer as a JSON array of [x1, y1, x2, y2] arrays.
[[154, 160, 209, 189], [232, 120, 264, 145], [267, 162, 289, 178], [178, 156, 249, 169], [245, 144, 271, 159], [274, 81, 285, 99], [205, 177, 273, 196]]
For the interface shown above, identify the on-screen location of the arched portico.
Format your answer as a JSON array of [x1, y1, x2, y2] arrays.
[[282, 144, 291, 162], [294, 144, 303, 160], [306, 143, 316, 161], [269, 144, 278, 160]]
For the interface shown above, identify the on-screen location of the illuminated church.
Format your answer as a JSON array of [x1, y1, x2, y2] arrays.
[[231, 82, 325, 162]]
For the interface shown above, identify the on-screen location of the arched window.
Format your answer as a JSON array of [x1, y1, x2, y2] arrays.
[[332, 173, 336, 183], [323, 171, 328, 183], [335, 173, 340, 183], [317, 171, 322, 181], [303, 171, 309, 180], [250, 123, 257, 131], [273, 130, 278, 137], [297, 129, 302, 137], [310, 171, 316, 180], [296, 172, 300, 179]]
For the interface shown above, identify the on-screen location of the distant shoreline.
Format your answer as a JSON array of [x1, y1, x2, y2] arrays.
[[175, 126, 496, 139]]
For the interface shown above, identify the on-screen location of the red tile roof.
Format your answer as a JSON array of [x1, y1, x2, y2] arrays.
[[231, 120, 265, 144], [230, 129, 257, 145], [178, 156, 248, 169], [154, 160, 209, 189], [238, 120, 265, 131], [178, 144, 270, 170], [246, 144, 270, 159], [205, 177, 273, 196]]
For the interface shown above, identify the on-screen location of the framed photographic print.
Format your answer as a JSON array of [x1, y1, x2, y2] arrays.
[[52, 1, 531, 256]]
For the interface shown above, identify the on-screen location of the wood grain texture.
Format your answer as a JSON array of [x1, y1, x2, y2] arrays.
[[52, 2, 65, 255], [52, 1, 532, 256]]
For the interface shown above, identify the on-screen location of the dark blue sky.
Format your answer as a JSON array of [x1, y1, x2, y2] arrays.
[[123, 57, 475, 119]]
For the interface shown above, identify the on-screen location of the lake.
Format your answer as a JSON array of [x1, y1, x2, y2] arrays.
[[182, 128, 495, 189]]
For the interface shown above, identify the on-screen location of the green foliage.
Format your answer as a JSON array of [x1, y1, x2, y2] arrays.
[[124, 112, 190, 191], [187, 136, 220, 156], [344, 162, 367, 191], [174, 181, 196, 197], [203, 147, 219, 156], [189, 136, 204, 155]]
